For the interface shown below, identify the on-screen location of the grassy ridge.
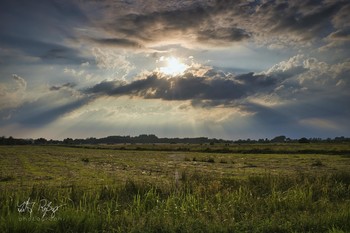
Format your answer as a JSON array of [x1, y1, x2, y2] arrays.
[[1, 144, 350, 232]]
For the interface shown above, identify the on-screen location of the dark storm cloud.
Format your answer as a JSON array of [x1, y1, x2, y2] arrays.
[[82, 0, 349, 47], [2, 0, 349, 60], [268, 1, 345, 40], [85, 71, 278, 104], [86, 80, 126, 94], [235, 73, 277, 87], [84, 53, 349, 109], [91, 0, 253, 45]]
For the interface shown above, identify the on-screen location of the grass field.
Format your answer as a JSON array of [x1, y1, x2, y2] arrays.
[[1, 143, 350, 232]]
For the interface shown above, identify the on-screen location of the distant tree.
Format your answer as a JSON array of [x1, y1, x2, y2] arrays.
[[63, 138, 74, 144], [49, 139, 60, 144], [334, 136, 345, 142], [271, 135, 286, 143], [85, 137, 97, 144], [298, 137, 310, 143], [7, 136, 15, 145], [34, 138, 47, 145]]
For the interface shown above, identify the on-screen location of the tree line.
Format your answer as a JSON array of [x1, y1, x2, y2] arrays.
[[0, 135, 349, 145]]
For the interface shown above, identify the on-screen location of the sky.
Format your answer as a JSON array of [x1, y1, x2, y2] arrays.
[[0, 0, 349, 140]]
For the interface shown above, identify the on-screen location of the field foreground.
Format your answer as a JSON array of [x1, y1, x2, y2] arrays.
[[1, 143, 350, 232]]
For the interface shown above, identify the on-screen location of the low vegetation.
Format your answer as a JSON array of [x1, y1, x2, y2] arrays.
[[0, 143, 350, 232]]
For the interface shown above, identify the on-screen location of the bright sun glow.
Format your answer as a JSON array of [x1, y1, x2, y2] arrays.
[[159, 56, 188, 76]]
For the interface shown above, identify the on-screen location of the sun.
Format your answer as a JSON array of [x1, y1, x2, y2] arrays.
[[159, 56, 188, 76]]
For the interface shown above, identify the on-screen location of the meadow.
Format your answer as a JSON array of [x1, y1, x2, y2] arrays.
[[1, 143, 350, 232]]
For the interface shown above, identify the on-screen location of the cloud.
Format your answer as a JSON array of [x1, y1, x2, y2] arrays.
[[0, 0, 91, 65], [0, 0, 88, 39], [86, 53, 337, 106], [2, 0, 349, 70], [12, 74, 27, 91], [297, 58, 350, 90], [0, 34, 89, 65], [328, 29, 350, 41], [3, 55, 347, 130], [64, 67, 85, 78], [268, 1, 344, 40], [50, 82, 77, 91], [85, 69, 278, 105], [2, 54, 349, 138], [0, 84, 93, 127], [331, 2, 350, 29], [92, 47, 134, 77], [0, 73, 92, 127], [265, 54, 305, 74], [0, 74, 27, 110], [76, 0, 349, 49], [197, 27, 251, 44], [81, 53, 350, 134], [321, 28, 350, 54], [40, 47, 82, 62], [90, 37, 142, 48], [86, 79, 126, 94], [1, 0, 349, 139], [81, 0, 253, 47]]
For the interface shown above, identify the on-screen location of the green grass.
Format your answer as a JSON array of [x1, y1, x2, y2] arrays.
[[1, 144, 350, 232]]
